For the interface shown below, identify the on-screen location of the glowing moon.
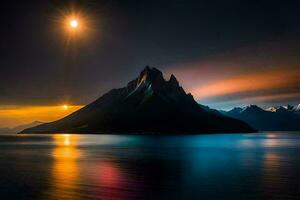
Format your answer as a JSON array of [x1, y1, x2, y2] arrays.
[[70, 19, 78, 28]]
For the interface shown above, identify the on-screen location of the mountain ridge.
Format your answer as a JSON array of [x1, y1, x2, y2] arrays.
[[224, 104, 300, 131], [0, 121, 44, 134], [21, 66, 254, 134]]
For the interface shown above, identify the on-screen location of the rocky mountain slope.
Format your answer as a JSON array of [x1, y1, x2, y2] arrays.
[[22, 67, 254, 134]]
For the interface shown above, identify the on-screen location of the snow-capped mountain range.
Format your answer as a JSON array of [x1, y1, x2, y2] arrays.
[[223, 104, 300, 131], [266, 104, 300, 113]]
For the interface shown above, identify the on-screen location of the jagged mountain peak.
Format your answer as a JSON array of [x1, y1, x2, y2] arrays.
[[224, 103, 300, 131], [243, 105, 263, 112], [126, 66, 164, 93], [136, 66, 164, 86], [125, 66, 189, 104], [265, 104, 300, 113], [169, 74, 179, 86], [294, 104, 300, 111], [266, 106, 279, 112], [136, 66, 180, 87], [284, 105, 294, 110], [228, 107, 243, 114], [228, 105, 265, 114]]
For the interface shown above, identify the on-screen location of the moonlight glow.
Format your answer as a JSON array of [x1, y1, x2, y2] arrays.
[[59, 10, 94, 39], [70, 19, 78, 28]]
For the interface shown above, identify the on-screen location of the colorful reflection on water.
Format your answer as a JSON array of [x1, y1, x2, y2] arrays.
[[0, 132, 299, 200], [50, 134, 80, 199], [49, 134, 133, 199]]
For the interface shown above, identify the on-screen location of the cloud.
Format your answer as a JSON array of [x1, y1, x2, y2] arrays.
[[191, 68, 300, 100], [165, 37, 300, 108]]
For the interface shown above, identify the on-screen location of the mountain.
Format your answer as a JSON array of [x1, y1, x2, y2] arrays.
[[22, 67, 254, 134], [292, 105, 300, 113], [0, 128, 13, 134], [294, 104, 300, 112], [224, 105, 300, 131], [266, 104, 300, 114], [0, 121, 44, 134], [13, 121, 44, 133]]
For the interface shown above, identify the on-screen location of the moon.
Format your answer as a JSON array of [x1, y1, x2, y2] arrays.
[[70, 19, 78, 29]]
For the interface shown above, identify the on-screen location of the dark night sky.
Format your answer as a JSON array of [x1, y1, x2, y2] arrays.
[[1, 0, 300, 109]]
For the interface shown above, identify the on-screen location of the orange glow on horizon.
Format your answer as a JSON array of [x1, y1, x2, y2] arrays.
[[62, 104, 69, 110], [0, 105, 83, 128]]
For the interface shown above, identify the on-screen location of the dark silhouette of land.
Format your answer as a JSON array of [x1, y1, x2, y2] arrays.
[[22, 67, 254, 134], [0, 121, 43, 134], [223, 105, 300, 131]]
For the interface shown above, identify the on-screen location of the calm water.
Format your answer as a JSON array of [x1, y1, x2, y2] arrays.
[[0, 132, 299, 200]]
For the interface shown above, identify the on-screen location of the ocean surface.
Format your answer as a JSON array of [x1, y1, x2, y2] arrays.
[[0, 132, 299, 200]]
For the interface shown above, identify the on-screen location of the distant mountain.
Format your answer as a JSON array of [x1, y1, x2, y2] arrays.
[[266, 104, 300, 114], [294, 104, 300, 112], [0, 121, 44, 134], [224, 105, 300, 131], [13, 121, 44, 133], [0, 128, 13, 134], [22, 66, 254, 134]]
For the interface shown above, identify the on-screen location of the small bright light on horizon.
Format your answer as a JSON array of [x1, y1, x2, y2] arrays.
[[70, 19, 78, 28], [63, 134, 70, 146], [62, 105, 69, 110]]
